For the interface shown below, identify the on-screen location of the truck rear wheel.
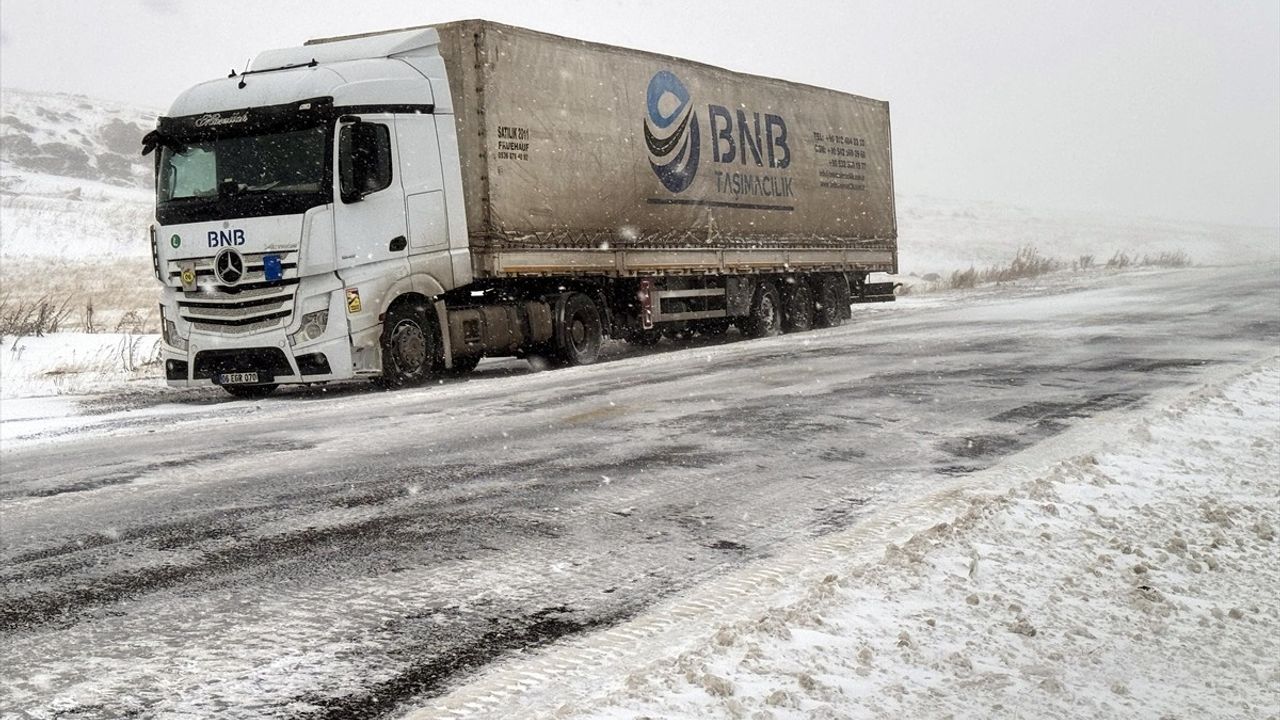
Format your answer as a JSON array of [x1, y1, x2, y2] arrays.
[[554, 292, 603, 365], [814, 276, 846, 329], [380, 302, 439, 388], [782, 282, 815, 333], [739, 281, 782, 339]]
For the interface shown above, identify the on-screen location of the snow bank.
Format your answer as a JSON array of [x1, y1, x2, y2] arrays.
[[421, 359, 1280, 720]]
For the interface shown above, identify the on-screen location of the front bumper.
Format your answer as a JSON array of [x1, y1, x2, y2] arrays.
[[162, 331, 355, 387]]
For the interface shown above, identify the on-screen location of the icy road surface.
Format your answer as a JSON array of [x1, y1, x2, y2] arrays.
[[2, 265, 1278, 719]]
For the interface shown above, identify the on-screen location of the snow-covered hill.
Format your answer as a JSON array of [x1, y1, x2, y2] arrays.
[[0, 87, 156, 190], [1, 88, 156, 262]]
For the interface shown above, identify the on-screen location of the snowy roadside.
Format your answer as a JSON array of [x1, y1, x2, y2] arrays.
[[419, 359, 1279, 720], [0, 333, 169, 444], [0, 332, 161, 401]]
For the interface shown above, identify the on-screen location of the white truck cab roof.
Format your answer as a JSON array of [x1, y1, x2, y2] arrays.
[[166, 27, 450, 118]]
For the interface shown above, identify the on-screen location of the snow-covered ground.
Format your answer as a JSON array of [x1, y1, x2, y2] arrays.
[[419, 358, 1280, 720], [0, 332, 160, 400]]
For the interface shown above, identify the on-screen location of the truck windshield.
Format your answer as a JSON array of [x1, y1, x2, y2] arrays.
[[156, 125, 330, 224]]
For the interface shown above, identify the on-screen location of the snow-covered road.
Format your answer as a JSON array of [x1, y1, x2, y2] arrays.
[[2, 264, 1278, 719]]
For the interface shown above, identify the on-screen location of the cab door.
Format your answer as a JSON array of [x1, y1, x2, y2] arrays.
[[332, 114, 408, 287], [394, 113, 455, 291]]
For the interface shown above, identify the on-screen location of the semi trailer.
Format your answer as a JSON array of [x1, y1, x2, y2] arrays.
[[143, 20, 898, 398]]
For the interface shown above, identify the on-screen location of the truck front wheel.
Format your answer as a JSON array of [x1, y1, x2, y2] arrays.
[[739, 281, 782, 338], [554, 292, 603, 365], [380, 302, 439, 388]]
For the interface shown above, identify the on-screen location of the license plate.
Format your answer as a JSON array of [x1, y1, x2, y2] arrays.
[[218, 372, 260, 385]]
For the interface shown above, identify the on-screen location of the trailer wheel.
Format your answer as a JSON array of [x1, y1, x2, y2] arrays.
[[814, 276, 846, 329], [782, 282, 815, 333], [222, 383, 278, 399], [739, 281, 782, 338], [554, 292, 603, 365], [380, 302, 439, 388]]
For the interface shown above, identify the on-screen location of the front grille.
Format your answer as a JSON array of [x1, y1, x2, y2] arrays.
[[191, 317, 291, 335], [193, 348, 293, 380], [168, 251, 299, 332]]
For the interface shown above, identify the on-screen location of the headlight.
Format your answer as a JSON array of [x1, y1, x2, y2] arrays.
[[289, 309, 329, 347], [160, 304, 188, 350]]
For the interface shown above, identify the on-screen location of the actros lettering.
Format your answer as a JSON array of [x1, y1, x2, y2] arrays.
[[707, 106, 791, 169], [194, 112, 249, 127], [207, 229, 246, 247]]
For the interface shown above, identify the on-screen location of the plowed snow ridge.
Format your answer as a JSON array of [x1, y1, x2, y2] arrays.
[[418, 357, 1280, 720]]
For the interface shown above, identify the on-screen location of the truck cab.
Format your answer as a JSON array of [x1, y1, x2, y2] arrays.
[[147, 29, 469, 397]]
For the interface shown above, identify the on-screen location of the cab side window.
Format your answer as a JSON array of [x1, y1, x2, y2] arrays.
[[340, 122, 393, 197]]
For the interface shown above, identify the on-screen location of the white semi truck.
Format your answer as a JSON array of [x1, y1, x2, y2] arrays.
[[144, 20, 897, 397]]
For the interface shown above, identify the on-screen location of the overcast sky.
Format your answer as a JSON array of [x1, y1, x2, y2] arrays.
[[2, 0, 1277, 227]]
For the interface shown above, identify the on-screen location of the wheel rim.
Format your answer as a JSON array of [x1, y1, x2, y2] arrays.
[[391, 319, 427, 369]]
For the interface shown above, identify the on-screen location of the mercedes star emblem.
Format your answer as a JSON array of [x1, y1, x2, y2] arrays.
[[214, 249, 246, 285]]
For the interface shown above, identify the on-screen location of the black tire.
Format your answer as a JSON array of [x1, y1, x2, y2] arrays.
[[554, 292, 603, 365], [739, 281, 782, 339], [782, 281, 815, 333], [446, 354, 481, 376], [813, 276, 847, 329], [222, 383, 278, 399], [380, 302, 439, 388]]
